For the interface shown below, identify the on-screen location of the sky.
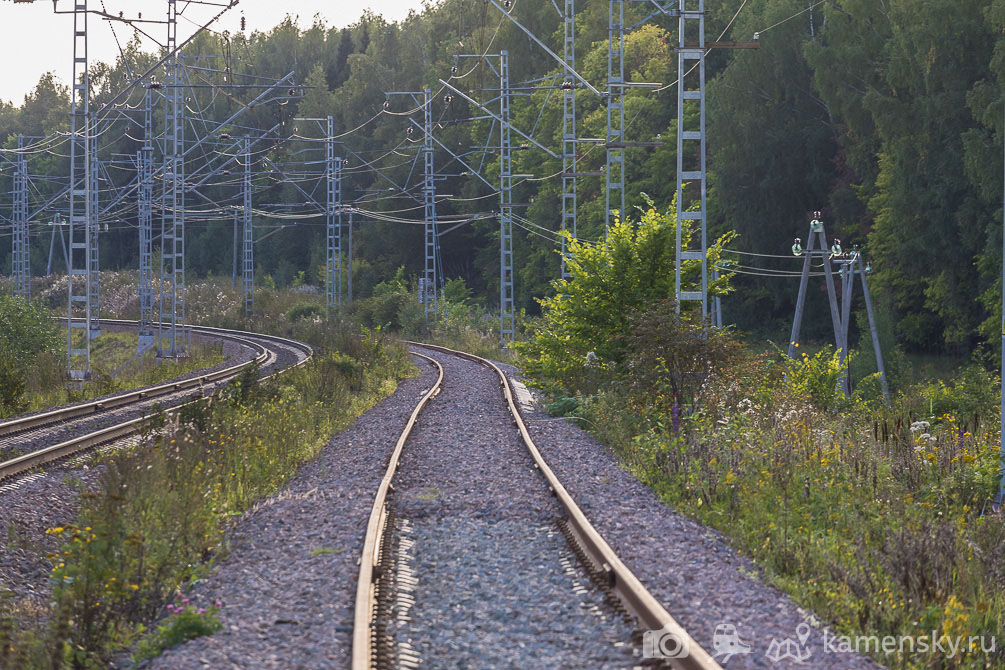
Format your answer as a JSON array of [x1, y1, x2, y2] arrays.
[[0, 0, 428, 105]]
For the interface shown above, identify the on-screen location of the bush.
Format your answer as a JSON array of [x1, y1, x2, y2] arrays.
[[0, 296, 60, 415], [782, 345, 849, 411], [286, 302, 323, 322], [621, 299, 743, 413], [515, 195, 734, 394]]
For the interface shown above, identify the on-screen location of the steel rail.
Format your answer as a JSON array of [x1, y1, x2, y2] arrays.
[[351, 342, 721, 670], [0, 323, 313, 481], [0, 322, 268, 439], [352, 351, 444, 670]]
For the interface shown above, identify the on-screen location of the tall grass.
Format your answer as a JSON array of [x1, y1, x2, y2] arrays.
[[574, 348, 1004, 669], [0, 323, 412, 668]]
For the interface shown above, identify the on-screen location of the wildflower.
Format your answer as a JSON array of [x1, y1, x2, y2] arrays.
[[215, 600, 223, 608]]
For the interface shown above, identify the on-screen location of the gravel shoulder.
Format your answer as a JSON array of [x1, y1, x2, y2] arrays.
[[497, 361, 885, 670], [142, 358, 437, 670], [384, 350, 639, 669]]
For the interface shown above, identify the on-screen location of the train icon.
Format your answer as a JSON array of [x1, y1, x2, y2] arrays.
[[712, 623, 753, 663]]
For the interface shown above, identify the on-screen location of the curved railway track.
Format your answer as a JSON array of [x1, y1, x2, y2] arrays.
[[352, 343, 720, 670], [0, 321, 312, 482]]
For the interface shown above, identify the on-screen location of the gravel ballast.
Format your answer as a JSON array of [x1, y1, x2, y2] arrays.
[[143, 358, 439, 669], [499, 361, 885, 670], [382, 350, 639, 669], [0, 328, 296, 633]]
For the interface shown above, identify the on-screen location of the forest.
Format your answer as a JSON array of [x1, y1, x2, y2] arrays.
[[1, 0, 1004, 358]]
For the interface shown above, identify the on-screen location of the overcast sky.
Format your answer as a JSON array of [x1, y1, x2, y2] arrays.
[[0, 0, 428, 104]]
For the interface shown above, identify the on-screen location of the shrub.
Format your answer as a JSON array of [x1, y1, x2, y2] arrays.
[[133, 601, 222, 661], [515, 195, 734, 393], [621, 299, 743, 413], [286, 302, 323, 322], [0, 296, 60, 415]]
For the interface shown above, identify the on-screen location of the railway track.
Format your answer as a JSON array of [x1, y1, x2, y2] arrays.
[[352, 343, 720, 670], [0, 321, 312, 483]]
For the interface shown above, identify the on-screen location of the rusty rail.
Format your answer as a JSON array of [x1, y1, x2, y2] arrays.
[[351, 343, 719, 670], [0, 323, 313, 481]]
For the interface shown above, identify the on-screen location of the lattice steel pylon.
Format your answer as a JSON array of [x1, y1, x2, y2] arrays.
[[12, 134, 30, 299], [242, 137, 253, 317], [422, 87, 438, 321], [499, 51, 515, 345], [67, 0, 94, 381], [137, 86, 155, 352], [88, 128, 100, 338], [675, 0, 709, 319], [325, 115, 342, 319], [605, 0, 625, 232], [159, 1, 186, 357], [561, 0, 577, 278]]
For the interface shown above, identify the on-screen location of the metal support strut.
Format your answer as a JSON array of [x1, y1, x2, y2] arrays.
[[242, 137, 253, 317], [499, 52, 515, 346], [12, 134, 30, 299], [67, 0, 94, 381], [605, 0, 625, 232], [561, 0, 577, 278], [137, 85, 155, 352], [159, 0, 186, 357], [423, 88, 438, 321], [326, 114, 342, 318], [675, 0, 709, 319]]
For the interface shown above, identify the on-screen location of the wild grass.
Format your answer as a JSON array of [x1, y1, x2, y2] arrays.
[[572, 348, 1004, 669], [0, 323, 413, 667], [22, 332, 224, 415]]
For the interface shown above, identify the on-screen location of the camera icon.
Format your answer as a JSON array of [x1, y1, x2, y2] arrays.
[[643, 625, 691, 659]]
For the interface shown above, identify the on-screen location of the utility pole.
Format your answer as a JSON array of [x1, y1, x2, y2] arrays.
[[67, 0, 94, 382], [561, 0, 577, 278], [347, 210, 353, 305], [788, 214, 841, 360], [675, 0, 708, 320], [88, 124, 100, 338], [138, 84, 155, 352], [242, 137, 253, 317], [499, 52, 515, 346], [999, 94, 1005, 509], [606, 0, 625, 232], [232, 208, 239, 290], [12, 134, 30, 299], [422, 87, 438, 321], [326, 115, 342, 319], [159, 0, 186, 357]]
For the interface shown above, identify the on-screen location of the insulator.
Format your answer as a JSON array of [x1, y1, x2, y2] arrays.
[[185, 96, 192, 103], [240, 14, 246, 31], [443, 94, 453, 105], [791, 238, 803, 256], [220, 133, 231, 140], [383, 100, 389, 110], [865, 263, 873, 275], [560, 80, 573, 90], [450, 65, 457, 76], [831, 239, 842, 256], [388, 187, 395, 192], [118, 10, 123, 18], [406, 127, 414, 135], [504, 0, 511, 8], [288, 88, 296, 96]]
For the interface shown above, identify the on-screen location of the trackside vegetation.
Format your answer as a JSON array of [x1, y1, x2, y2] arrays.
[[0, 323, 412, 668], [515, 205, 1005, 670]]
